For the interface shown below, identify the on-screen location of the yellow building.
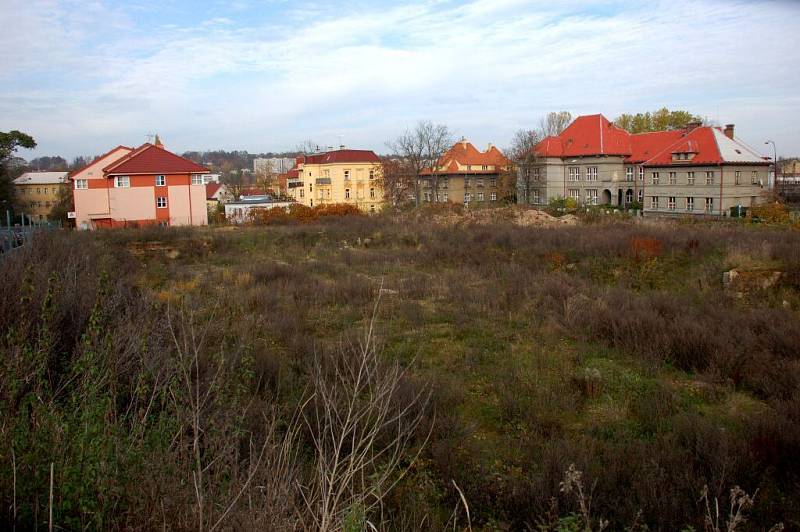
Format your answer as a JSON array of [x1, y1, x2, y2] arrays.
[[287, 148, 383, 212], [12, 171, 70, 220]]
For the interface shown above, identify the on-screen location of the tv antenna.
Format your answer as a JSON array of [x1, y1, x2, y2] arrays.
[[145, 132, 156, 143]]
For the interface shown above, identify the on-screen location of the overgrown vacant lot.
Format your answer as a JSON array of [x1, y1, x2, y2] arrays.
[[2, 214, 800, 530]]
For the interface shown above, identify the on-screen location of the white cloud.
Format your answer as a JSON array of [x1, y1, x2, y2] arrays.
[[1, 0, 799, 158]]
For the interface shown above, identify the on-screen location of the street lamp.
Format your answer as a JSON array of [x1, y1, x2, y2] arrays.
[[765, 140, 777, 191]]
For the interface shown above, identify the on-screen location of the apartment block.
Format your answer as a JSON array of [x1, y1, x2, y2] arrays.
[[72, 141, 209, 229], [286, 148, 383, 212], [520, 115, 769, 216], [12, 171, 70, 220], [419, 139, 510, 204]]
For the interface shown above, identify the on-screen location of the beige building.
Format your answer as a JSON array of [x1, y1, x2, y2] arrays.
[[13, 171, 70, 220], [287, 148, 383, 212], [521, 115, 769, 216], [419, 139, 511, 204]]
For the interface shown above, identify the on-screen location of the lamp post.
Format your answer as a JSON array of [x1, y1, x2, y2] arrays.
[[765, 140, 777, 192]]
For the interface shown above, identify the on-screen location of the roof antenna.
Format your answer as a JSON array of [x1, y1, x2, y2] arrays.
[[145, 132, 156, 144]]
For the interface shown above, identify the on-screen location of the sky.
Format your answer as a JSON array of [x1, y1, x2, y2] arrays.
[[1, 0, 799, 160]]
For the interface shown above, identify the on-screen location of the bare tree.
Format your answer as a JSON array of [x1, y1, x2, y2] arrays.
[[295, 139, 320, 155], [379, 157, 409, 207], [506, 129, 542, 205], [220, 161, 246, 200], [298, 294, 432, 531], [539, 111, 573, 137], [254, 166, 280, 196], [388, 121, 453, 206]]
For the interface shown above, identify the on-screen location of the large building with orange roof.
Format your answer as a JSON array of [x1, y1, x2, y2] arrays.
[[71, 139, 210, 229], [419, 139, 511, 204], [522, 114, 769, 215]]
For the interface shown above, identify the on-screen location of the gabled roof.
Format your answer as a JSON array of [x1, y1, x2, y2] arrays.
[[103, 143, 208, 175], [69, 145, 133, 179], [421, 140, 509, 175], [301, 149, 380, 165], [206, 183, 223, 199], [627, 131, 685, 164], [13, 171, 69, 185]]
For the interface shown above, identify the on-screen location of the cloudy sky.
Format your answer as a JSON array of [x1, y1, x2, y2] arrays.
[[1, 0, 799, 159]]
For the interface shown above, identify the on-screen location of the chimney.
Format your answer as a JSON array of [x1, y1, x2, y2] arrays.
[[487, 143, 494, 150], [686, 121, 701, 132], [339, 144, 346, 150], [724, 124, 735, 139]]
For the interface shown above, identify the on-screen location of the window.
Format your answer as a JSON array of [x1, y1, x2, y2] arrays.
[[651, 196, 659, 209], [568, 167, 580, 181], [586, 189, 598, 205], [481, 165, 488, 171], [345, 188, 350, 199], [299, 188, 304, 198], [687, 171, 695, 185], [464, 192, 472, 203], [309, 183, 313, 192], [638, 189, 643, 203], [626, 167, 634, 182], [669, 172, 677, 185], [370, 188, 375, 199], [156, 197, 167, 208], [568, 188, 580, 201], [465, 178, 471, 188], [490, 192, 497, 201], [533, 168, 540, 181], [668, 196, 676, 210], [156, 175, 166, 186], [43, 188, 48, 195], [369, 169, 375, 180], [467, 165, 472, 171], [326, 189, 331, 199], [115, 176, 130, 188], [686, 197, 694, 211], [36, 188, 41, 194], [735, 171, 741, 185], [45, 201, 50, 208], [705, 171, 715, 185], [651, 172, 660, 184], [638, 167, 644, 181], [477, 178, 484, 187], [441, 177, 448, 189], [490, 178, 496, 187], [751, 171, 758, 185], [318, 190, 323, 199], [441, 191, 448, 201], [52, 188, 57, 195], [344, 170, 350, 181], [75, 179, 88, 190], [477, 192, 484, 201], [191, 175, 203, 185], [424, 192, 431, 202], [586, 166, 598, 181], [705, 197, 714, 213], [532, 190, 540, 204]]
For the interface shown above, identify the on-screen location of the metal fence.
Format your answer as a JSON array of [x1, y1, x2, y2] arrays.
[[1, 211, 61, 255]]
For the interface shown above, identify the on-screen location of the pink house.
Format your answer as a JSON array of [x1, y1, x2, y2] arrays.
[[72, 141, 209, 229]]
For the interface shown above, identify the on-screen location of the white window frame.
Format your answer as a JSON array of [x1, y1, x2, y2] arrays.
[[532, 190, 540, 204], [75, 179, 88, 190], [705, 197, 714, 213], [477, 192, 484, 201], [586, 189, 598, 205], [705, 171, 715, 185], [156, 196, 167, 208], [191, 174, 203, 185], [751, 171, 758, 185], [686, 197, 694, 211], [651, 196, 659, 209], [687, 171, 695, 185], [464, 192, 472, 203], [343, 170, 351, 181], [638, 167, 644, 181], [568, 167, 580, 182], [156, 175, 166, 186], [586, 166, 598, 181], [568, 188, 580, 201], [370, 188, 375, 199], [668, 196, 676, 210], [651, 172, 660, 185], [345, 188, 350, 199], [490, 192, 497, 201], [669, 172, 677, 185], [735, 170, 741, 185], [625, 167, 634, 182], [115, 176, 130, 188]]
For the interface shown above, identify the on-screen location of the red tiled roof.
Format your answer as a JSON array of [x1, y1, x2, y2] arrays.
[[627, 130, 685, 163], [421, 140, 509, 175], [301, 149, 380, 165], [533, 114, 768, 167], [642, 127, 724, 166], [206, 183, 222, 199], [104, 143, 208, 175]]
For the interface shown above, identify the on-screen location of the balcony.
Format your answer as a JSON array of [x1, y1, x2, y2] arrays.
[[315, 178, 332, 185]]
